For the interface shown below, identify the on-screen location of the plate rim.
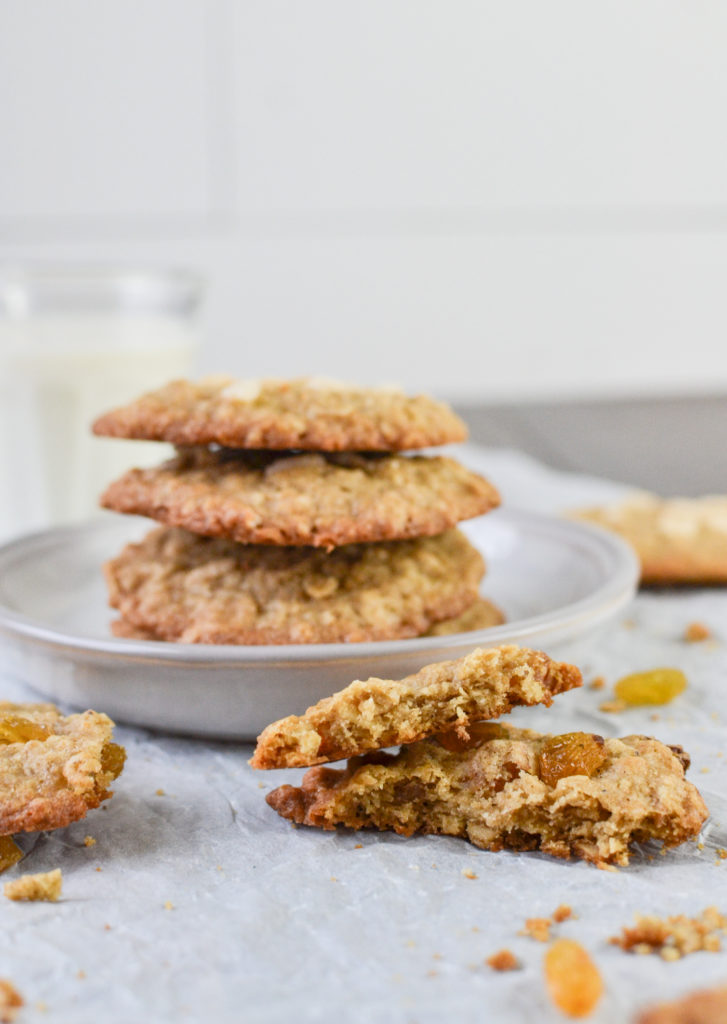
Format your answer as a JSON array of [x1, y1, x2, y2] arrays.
[[0, 509, 639, 666]]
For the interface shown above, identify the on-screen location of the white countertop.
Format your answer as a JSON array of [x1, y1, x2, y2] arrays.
[[2, 448, 727, 1024]]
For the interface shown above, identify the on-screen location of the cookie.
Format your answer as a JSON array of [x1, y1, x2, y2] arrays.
[[636, 985, 727, 1024], [572, 493, 727, 584], [92, 377, 468, 452], [251, 646, 581, 769], [100, 448, 500, 548], [266, 725, 707, 867], [0, 702, 125, 835], [423, 597, 504, 636], [105, 526, 485, 645]]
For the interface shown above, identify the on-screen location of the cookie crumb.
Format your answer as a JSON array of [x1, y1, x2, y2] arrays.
[[0, 838, 23, 875], [521, 917, 551, 942], [77, 970, 86, 980], [462, 869, 477, 880], [717, 849, 727, 860], [685, 621, 711, 642], [486, 949, 519, 971], [155, 788, 165, 796], [83, 836, 96, 847], [163, 900, 174, 911], [599, 699, 627, 713], [4, 869, 62, 903], [354, 844, 363, 850], [610, 906, 727, 957], [0, 980, 23, 1023], [589, 676, 606, 691], [552, 904, 573, 923]]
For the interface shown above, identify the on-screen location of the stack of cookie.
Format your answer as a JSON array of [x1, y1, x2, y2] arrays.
[[92, 377, 503, 645]]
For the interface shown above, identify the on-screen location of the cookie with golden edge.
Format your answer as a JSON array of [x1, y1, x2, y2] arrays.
[[0, 702, 125, 835], [251, 646, 581, 769], [92, 376, 468, 452], [572, 493, 727, 584], [100, 447, 500, 548], [265, 724, 707, 867], [105, 526, 485, 645]]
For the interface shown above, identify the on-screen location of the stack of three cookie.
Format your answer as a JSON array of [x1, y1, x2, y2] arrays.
[[93, 377, 502, 644]]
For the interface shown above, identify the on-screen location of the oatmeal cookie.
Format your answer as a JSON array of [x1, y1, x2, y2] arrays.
[[571, 493, 727, 584], [92, 377, 467, 451], [265, 725, 707, 866], [251, 646, 581, 769], [0, 703, 125, 835], [105, 526, 485, 645], [636, 985, 727, 1024], [100, 448, 500, 547]]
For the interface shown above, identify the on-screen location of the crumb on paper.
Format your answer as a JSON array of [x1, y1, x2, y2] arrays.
[[462, 869, 477, 880], [77, 970, 86, 980], [354, 844, 363, 850], [685, 621, 712, 642], [553, 904, 573, 923], [95, 867, 102, 872], [486, 949, 519, 972], [609, 906, 727, 958], [4, 868, 62, 903], [622, 619, 636, 630], [155, 789, 165, 796], [521, 917, 551, 942], [104, 924, 112, 931], [83, 836, 96, 847], [589, 676, 606, 691], [600, 699, 627, 714], [163, 900, 174, 911], [700, 767, 711, 774], [0, 979, 23, 1023], [0, 837, 23, 874], [717, 849, 727, 860]]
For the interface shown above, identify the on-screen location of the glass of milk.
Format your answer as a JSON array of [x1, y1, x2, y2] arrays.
[[0, 266, 203, 540]]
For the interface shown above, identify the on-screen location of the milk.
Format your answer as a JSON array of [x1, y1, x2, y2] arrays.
[[0, 313, 196, 540]]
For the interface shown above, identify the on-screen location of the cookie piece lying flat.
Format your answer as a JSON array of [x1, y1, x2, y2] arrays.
[[105, 526, 485, 645], [636, 985, 727, 1024], [92, 377, 468, 452], [572, 493, 727, 584], [100, 448, 500, 548], [0, 702, 125, 835], [424, 597, 504, 636], [251, 646, 581, 769], [266, 725, 706, 867]]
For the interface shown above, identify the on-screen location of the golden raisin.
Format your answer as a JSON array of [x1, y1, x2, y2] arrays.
[[614, 668, 687, 706], [539, 733, 607, 788], [100, 743, 126, 779], [0, 714, 50, 744], [0, 837, 23, 874], [436, 722, 506, 753], [544, 939, 603, 1018]]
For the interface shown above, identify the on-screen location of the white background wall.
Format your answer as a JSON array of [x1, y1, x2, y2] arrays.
[[2, 0, 727, 402]]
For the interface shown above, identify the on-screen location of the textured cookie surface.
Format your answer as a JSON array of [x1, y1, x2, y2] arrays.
[[0, 702, 125, 835], [251, 646, 581, 769], [423, 597, 504, 636], [100, 448, 500, 547], [92, 377, 468, 451], [266, 726, 707, 866], [572, 493, 727, 584], [105, 526, 485, 645], [636, 984, 727, 1024]]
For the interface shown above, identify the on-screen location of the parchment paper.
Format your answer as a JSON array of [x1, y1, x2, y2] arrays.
[[2, 447, 726, 1024]]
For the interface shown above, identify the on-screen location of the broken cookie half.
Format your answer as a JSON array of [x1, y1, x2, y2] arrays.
[[251, 644, 582, 769], [253, 645, 707, 866], [266, 724, 707, 868], [0, 702, 125, 836]]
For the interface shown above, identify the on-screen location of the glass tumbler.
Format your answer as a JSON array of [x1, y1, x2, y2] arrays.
[[0, 266, 203, 540]]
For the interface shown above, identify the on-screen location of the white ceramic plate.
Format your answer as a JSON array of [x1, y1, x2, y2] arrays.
[[0, 511, 638, 739]]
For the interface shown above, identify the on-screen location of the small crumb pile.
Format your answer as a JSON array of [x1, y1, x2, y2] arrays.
[[609, 906, 727, 960], [4, 869, 62, 903]]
